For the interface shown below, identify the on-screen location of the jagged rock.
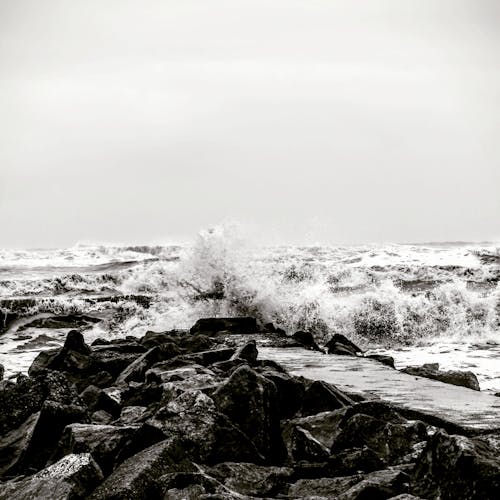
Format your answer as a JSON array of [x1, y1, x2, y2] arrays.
[[287, 468, 409, 499], [117, 405, 148, 425], [190, 317, 257, 335], [87, 438, 190, 499], [0, 453, 103, 500], [342, 401, 408, 425], [147, 389, 263, 464], [402, 364, 480, 391], [0, 370, 81, 436], [332, 413, 428, 465], [8, 400, 88, 475], [0, 309, 17, 333], [366, 354, 396, 368], [0, 364, 4, 381], [328, 446, 385, 476], [412, 430, 500, 500], [91, 410, 114, 425], [207, 462, 293, 497], [89, 350, 138, 379], [51, 423, 136, 475], [80, 385, 121, 417], [258, 369, 305, 419], [292, 331, 322, 351], [212, 365, 285, 463], [325, 334, 363, 356], [86, 371, 114, 388], [120, 381, 163, 407], [285, 426, 331, 462], [231, 340, 258, 364], [300, 380, 354, 416], [158, 470, 241, 499], [146, 364, 218, 391]]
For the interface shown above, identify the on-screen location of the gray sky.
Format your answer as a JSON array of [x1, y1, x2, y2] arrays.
[[1, 0, 499, 248]]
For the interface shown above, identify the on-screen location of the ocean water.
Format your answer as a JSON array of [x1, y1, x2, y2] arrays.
[[1, 227, 499, 392]]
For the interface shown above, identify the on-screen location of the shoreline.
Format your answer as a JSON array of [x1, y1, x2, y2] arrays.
[[1, 317, 499, 499]]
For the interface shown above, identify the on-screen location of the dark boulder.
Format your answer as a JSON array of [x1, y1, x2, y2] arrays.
[[332, 413, 428, 465], [231, 340, 258, 364], [401, 364, 480, 391], [87, 438, 191, 500], [285, 426, 331, 463], [117, 406, 148, 425], [301, 380, 354, 416], [325, 334, 363, 356], [212, 365, 285, 463], [80, 385, 122, 417], [328, 446, 385, 476], [0, 363, 4, 381], [0, 453, 103, 500], [292, 331, 322, 351], [207, 462, 293, 497], [115, 346, 172, 385], [157, 471, 235, 499], [51, 423, 137, 475], [366, 354, 396, 368], [412, 430, 500, 500], [190, 317, 257, 335]]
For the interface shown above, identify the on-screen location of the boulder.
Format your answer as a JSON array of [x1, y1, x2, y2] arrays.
[[292, 331, 322, 351], [115, 346, 173, 385], [0, 363, 4, 381], [331, 413, 428, 465], [328, 447, 385, 476], [190, 317, 257, 335], [401, 364, 480, 391], [207, 462, 293, 497], [231, 340, 258, 364], [0, 453, 103, 500], [412, 430, 500, 500], [325, 334, 363, 356], [87, 438, 190, 500], [51, 423, 136, 475], [285, 426, 331, 463], [117, 406, 148, 425], [366, 354, 396, 368], [300, 380, 354, 416], [212, 365, 285, 463], [80, 385, 121, 417], [120, 381, 163, 407]]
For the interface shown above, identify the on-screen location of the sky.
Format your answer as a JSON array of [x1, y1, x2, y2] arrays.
[[0, 0, 499, 248]]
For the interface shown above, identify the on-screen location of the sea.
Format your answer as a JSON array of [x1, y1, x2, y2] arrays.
[[1, 226, 499, 393]]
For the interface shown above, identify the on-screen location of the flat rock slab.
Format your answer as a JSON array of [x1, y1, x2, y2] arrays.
[[259, 347, 500, 432]]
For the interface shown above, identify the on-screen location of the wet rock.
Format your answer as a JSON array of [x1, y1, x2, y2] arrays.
[[120, 381, 163, 407], [87, 438, 191, 499], [8, 400, 88, 474], [328, 446, 385, 476], [115, 346, 171, 385], [325, 334, 363, 356], [212, 365, 285, 463], [402, 364, 480, 391], [207, 462, 293, 497], [258, 369, 305, 419], [148, 389, 263, 464], [0, 453, 103, 500], [147, 364, 218, 391], [89, 350, 138, 379], [19, 314, 101, 331], [412, 430, 500, 500], [0, 309, 17, 333], [86, 371, 114, 389], [117, 405, 148, 425], [366, 354, 396, 368], [332, 413, 428, 465], [286, 426, 331, 462], [0, 370, 81, 436], [52, 423, 136, 475], [301, 380, 354, 416], [190, 317, 258, 335], [287, 468, 409, 499], [91, 410, 114, 425], [0, 364, 4, 381], [80, 385, 121, 417], [342, 401, 408, 425], [231, 340, 258, 364], [292, 331, 322, 351]]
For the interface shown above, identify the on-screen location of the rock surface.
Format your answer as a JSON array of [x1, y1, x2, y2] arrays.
[[402, 363, 481, 391]]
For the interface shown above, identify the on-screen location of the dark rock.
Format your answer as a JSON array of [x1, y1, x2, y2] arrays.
[[0, 453, 103, 500], [301, 380, 354, 416], [117, 406, 148, 425], [231, 340, 258, 364], [87, 438, 191, 499], [80, 385, 121, 417], [86, 371, 114, 389], [292, 331, 322, 351], [51, 423, 136, 475], [328, 447, 385, 476], [332, 413, 428, 465], [287, 468, 409, 499], [212, 365, 285, 463], [0, 370, 81, 436], [115, 346, 168, 385], [188, 348, 236, 367], [190, 317, 257, 335], [286, 426, 331, 462], [0, 364, 4, 381], [325, 333, 363, 356], [120, 381, 163, 407], [89, 350, 138, 379], [8, 400, 88, 474], [342, 401, 407, 425], [402, 364, 480, 391], [147, 364, 218, 391], [0, 309, 17, 333], [157, 470, 235, 499], [366, 354, 396, 368], [91, 410, 114, 425], [259, 369, 305, 419], [207, 462, 293, 497], [412, 430, 500, 500]]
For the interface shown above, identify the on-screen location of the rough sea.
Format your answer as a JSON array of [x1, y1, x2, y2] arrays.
[[1, 227, 499, 392]]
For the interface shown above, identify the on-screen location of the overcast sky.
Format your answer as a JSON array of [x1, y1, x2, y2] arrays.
[[0, 0, 499, 248]]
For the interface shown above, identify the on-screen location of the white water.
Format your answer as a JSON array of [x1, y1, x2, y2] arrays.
[[1, 226, 499, 391]]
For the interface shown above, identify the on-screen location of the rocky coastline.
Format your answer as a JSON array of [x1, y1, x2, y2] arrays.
[[0, 317, 499, 499]]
